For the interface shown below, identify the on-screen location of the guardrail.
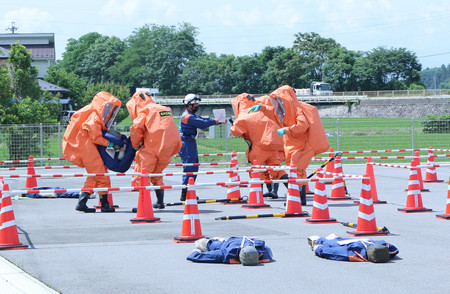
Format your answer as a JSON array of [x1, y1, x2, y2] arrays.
[[156, 89, 450, 105]]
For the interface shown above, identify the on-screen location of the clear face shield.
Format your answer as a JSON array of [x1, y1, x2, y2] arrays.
[[270, 97, 285, 124], [103, 103, 120, 130]]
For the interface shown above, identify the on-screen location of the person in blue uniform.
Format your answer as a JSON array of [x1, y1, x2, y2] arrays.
[[179, 94, 222, 201], [187, 237, 273, 265], [309, 234, 399, 262]]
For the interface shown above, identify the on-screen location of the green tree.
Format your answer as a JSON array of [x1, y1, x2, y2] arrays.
[[60, 32, 103, 76], [323, 47, 361, 91], [292, 32, 341, 83], [262, 48, 296, 89], [354, 47, 421, 90], [81, 36, 125, 84], [0, 64, 11, 105], [109, 23, 204, 95], [44, 64, 87, 109], [8, 42, 41, 99]]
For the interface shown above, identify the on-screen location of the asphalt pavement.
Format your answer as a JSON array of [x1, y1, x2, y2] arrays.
[[0, 163, 449, 294]]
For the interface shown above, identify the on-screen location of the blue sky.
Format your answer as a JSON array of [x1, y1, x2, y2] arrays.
[[2, 0, 450, 69]]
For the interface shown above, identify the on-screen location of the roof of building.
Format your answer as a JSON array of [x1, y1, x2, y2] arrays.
[[38, 79, 70, 93]]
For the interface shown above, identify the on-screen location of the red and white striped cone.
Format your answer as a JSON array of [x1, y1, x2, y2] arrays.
[[436, 176, 450, 220], [0, 184, 28, 250], [324, 148, 335, 184], [424, 147, 443, 183], [304, 168, 337, 223], [230, 150, 247, 188], [241, 161, 270, 209], [328, 156, 352, 201], [354, 157, 387, 204], [130, 168, 161, 223], [347, 174, 387, 236], [174, 177, 205, 243], [414, 151, 429, 192], [398, 160, 432, 213], [223, 154, 246, 204], [305, 182, 313, 195], [26, 155, 38, 189], [284, 165, 308, 217]]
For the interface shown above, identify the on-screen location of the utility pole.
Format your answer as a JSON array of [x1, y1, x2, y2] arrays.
[[6, 22, 19, 34]]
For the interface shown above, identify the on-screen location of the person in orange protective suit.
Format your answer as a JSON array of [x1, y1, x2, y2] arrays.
[[249, 85, 329, 205], [63, 91, 122, 213], [126, 90, 182, 209], [229, 93, 287, 198]]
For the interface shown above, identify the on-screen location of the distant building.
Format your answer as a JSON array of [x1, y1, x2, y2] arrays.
[[0, 33, 56, 78]]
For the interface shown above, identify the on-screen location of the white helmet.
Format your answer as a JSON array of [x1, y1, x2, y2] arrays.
[[184, 93, 201, 105]]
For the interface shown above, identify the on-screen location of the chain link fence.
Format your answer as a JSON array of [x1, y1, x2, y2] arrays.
[[0, 118, 448, 167]]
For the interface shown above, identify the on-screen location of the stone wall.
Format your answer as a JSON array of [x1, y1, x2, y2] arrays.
[[170, 98, 450, 118], [317, 98, 449, 118]]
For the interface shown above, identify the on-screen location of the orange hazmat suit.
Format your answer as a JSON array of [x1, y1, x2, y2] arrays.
[[62, 91, 122, 191], [126, 91, 182, 186], [269, 85, 329, 180], [230, 93, 286, 181]]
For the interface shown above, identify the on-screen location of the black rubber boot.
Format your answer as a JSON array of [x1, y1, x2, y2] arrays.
[[263, 183, 274, 198], [180, 188, 187, 201], [75, 192, 96, 213], [280, 174, 289, 189], [153, 189, 165, 209], [271, 183, 279, 199], [100, 194, 115, 212], [300, 185, 307, 206]]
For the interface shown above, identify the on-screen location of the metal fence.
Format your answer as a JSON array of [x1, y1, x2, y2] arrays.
[[0, 118, 448, 167]]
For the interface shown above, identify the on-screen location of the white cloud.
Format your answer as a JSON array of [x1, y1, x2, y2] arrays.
[[101, 0, 142, 19], [2, 7, 54, 33]]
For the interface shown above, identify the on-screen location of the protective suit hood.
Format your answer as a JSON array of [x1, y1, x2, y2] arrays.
[[269, 85, 298, 127], [126, 90, 154, 120], [231, 93, 256, 118], [91, 91, 122, 130]]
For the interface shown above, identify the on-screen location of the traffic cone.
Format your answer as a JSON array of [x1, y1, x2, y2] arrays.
[[398, 160, 432, 213], [0, 184, 28, 250], [95, 193, 119, 209], [436, 176, 450, 220], [354, 157, 387, 204], [347, 174, 387, 236], [223, 155, 246, 204], [414, 151, 429, 192], [284, 165, 308, 217], [424, 147, 443, 183], [230, 150, 246, 188], [130, 168, 161, 223], [241, 161, 270, 209], [305, 182, 313, 195], [304, 168, 337, 223], [324, 148, 335, 184], [174, 177, 205, 243], [26, 155, 38, 189], [328, 156, 352, 201]]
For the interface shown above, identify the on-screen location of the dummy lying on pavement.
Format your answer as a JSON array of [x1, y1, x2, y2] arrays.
[[187, 237, 273, 265], [308, 234, 399, 263]]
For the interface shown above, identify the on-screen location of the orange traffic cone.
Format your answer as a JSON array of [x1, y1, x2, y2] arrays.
[[398, 160, 432, 213], [174, 177, 205, 243], [305, 182, 313, 195], [436, 176, 450, 220], [354, 157, 387, 204], [95, 193, 119, 209], [0, 184, 28, 250], [130, 168, 161, 223], [305, 168, 337, 223], [26, 155, 38, 189], [284, 165, 308, 217], [347, 174, 387, 236], [324, 148, 335, 184], [231, 150, 247, 188], [424, 147, 443, 183], [241, 162, 271, 209], [328, 156, 352, 201], [414, 151, 429, 192], [223, 155, 246, 204]]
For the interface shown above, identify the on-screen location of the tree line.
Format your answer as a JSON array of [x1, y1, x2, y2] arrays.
[[1, 22, 447, 125], [45, 23, 427, 111]]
